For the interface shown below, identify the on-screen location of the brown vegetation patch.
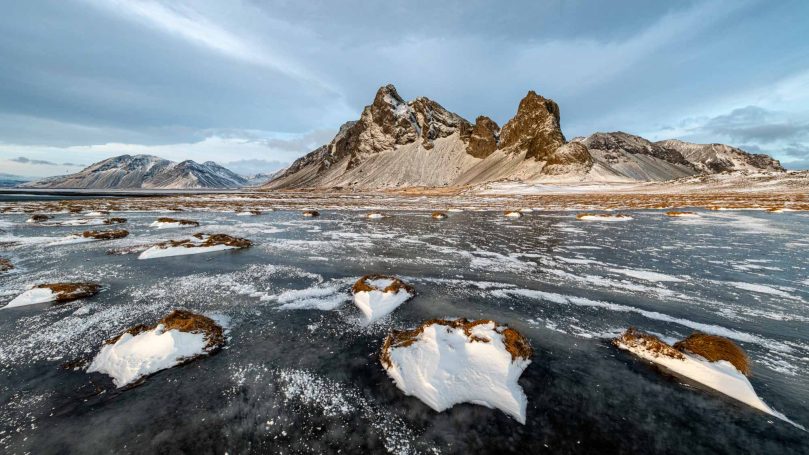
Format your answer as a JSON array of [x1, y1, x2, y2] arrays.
[[612, 327, 684, 360], [104, 217, 127, 224], [431, 211, 447, 219], [303, 210, 320, 217], [351, 274, 415, 295], [381, 318, 533, 368], [674, 332, 750, 375], [82, 229, 129, 240], [106, 309, 224, 352], [156, 217, 200, 226], [191, 233, 252, 249], [35, 282, 101, 303], [0, 257, 13, 273], [665, 211, 695, 217]]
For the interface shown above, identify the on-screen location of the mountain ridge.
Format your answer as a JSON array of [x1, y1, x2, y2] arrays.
[[266, 85, 785, 190], [21, 154, 247, 189]]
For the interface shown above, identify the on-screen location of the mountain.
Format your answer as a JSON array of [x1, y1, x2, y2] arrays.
[[655, 139, 784, 173], [0, 173, 30, 188], [265, 85, 785, 190], [21, 155, 247, 189]]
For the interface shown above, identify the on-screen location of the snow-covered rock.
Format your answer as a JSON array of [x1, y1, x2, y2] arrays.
[[576, 213, 633, 222], [3, 283, 100, 309], [40, 217, 126, 227], [613, 328, 798, 426], [138, 233, 251, 259], [351, 275, 415, 323], [25, 214, 50, 223], [47, 229, 129, 246], [149, 217, 200, 229], [87, 310, 224, 387], [381, 319, 533, 423]]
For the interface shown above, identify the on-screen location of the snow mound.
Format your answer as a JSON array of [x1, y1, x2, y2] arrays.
[[41, 217, 127, 227], [3, 283, 100, 309], [138, 233, 251, 259], [613, 328, 799, 426], [351, 275, 415, 323], [576, 213, 633, 222], [150, 217, 200, 229], [87, 310, 224, 387], [381, 319, 533, 423]]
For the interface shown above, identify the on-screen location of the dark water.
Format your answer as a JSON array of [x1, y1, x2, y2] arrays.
[[0, 209, 807, 454]]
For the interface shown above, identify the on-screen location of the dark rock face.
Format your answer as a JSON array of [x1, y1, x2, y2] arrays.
[[498, 91, 567, 161], [543, 142, 593, 175], [582, 132, 692, 166], [466, 116, 500, 159]]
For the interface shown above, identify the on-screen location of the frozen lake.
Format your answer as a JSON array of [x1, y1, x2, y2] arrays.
[[1, 208, 808, 453]]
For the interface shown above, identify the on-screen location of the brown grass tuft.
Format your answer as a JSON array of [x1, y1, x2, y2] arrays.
[[665, 211, 695, 217], [156, 217, 199, 226], [35, 282, 100, 303], [612, 327, 684, 360], [82, 229, 129, 240], [191, 233, 252, 249], [0, 257, 13, 273], [380, 318, 532, 368], [674, 332, 750, 375], [351, 274, 415, 295]]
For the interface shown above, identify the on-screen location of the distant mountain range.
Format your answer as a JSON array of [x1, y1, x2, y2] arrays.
[[264, 85, 784, 190], [21, 155, 247, 189], [0, 173, 30, 188]]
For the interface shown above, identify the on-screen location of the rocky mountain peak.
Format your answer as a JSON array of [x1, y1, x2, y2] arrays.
[[466, 116, 500, 159], [499, 90, 567, 161]]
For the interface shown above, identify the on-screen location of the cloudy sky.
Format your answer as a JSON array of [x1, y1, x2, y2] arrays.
[[1, 0, 808, 178]]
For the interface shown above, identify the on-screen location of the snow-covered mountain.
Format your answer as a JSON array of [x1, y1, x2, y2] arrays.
[[21, 155, 247, 189], [265, 85, 785, 190]]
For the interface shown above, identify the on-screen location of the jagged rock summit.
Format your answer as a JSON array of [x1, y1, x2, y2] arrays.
[[22, 155, 247, 189], [265, 84, 785, 190]]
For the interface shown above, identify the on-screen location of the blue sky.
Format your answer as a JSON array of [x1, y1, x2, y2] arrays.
[[1, 0, 808, 177]]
